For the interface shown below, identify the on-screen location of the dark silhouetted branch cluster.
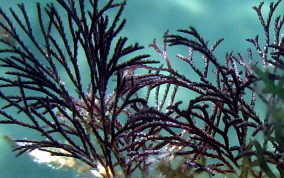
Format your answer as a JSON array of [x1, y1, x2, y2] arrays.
[[0, 0, 283, 177], [0, 0, 164, 176]]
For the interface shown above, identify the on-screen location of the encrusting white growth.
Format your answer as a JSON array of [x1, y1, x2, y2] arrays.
[[27, 148, 76, 169], [26, 146, 113, 177]]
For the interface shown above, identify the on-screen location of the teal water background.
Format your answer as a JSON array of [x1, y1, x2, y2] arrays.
[[0, 0, 283, 177]]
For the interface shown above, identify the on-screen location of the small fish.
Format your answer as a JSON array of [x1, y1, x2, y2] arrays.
[[0, 14, 15, 46]]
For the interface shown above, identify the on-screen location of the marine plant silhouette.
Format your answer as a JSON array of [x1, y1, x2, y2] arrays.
[[0, 0, 162, 176], [0, 0, 283, 177]]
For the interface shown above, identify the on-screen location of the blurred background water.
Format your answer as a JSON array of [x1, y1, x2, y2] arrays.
[[0, 0, 283, 177]]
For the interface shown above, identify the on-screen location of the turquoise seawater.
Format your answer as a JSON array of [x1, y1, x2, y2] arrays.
[[0, 0, 283, 177]]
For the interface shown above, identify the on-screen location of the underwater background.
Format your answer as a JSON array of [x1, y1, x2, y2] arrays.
[[0, 0, 283, 177]]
